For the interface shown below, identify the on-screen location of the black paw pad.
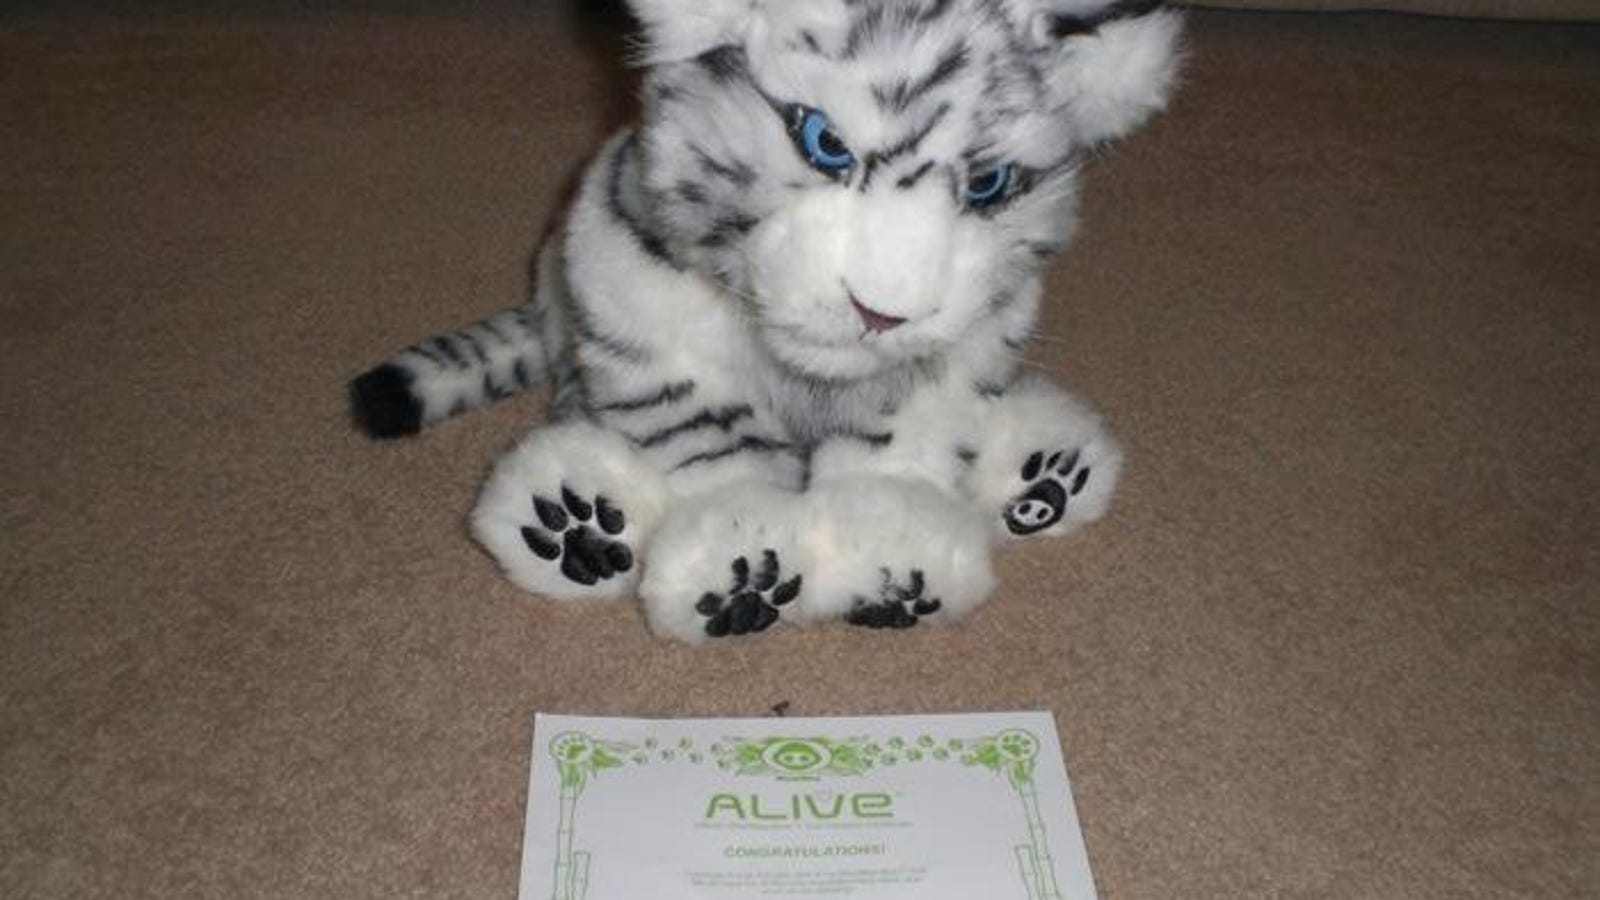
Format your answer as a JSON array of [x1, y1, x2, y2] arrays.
[[695, 550, 801, 638], [1004, 448, 1091, 536], [519, 486, 632, 586], [846, 569, 942, 630]]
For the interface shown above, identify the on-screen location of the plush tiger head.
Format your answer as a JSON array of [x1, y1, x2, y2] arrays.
[[628, 0, 1182, 380]]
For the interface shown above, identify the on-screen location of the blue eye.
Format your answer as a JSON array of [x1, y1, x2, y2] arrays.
[[965, 164, 1014, 208], [792, 107, 854, 174]]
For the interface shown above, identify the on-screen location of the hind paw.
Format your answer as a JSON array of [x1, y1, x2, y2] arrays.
[[520, 486, 634, 586], [845, 569, 943, 630], [694, 550, 803, 638], [639, 483, 810, 643]]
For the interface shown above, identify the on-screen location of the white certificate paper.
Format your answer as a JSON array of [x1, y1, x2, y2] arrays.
[[517, 712, 1097, 899]]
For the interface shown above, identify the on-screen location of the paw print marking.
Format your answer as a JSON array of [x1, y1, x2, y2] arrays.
[[846, 569, 942, 630], [694, 550, 801, 638], [1004, 448, 1091, 536], [994, 729, 1040, 762], [519, 485, 632, 586]]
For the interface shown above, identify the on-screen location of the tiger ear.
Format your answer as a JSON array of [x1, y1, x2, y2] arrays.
[[1020, 0, 1165, 45], [626, 0, 762, 63], [1027, 1, 1184, 146]]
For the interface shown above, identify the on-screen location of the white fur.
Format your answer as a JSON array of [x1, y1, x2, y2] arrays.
[[789, 477, 996, 625], [639, 477, 995, 643], [1048, 11, 1184, 146], [808, 377, 988, 494], [376, 0, 1185, 640], [744, 176, 1004, 381], [638, 482, 808, 643], [629, 0, 758, 63], [964, 374, 1125, 541], [472, 421, 670, 601]]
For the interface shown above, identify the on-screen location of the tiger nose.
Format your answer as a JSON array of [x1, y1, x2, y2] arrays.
[[850, 294, 908, 333]]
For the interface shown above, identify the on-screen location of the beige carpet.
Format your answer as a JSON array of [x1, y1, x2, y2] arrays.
[[1194, 0, 1600, 22], [2, 5, 1596, 898]]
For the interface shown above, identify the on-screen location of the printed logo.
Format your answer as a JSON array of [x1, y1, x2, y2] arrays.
[[761, 739, 831, 775], [703, 791, 895, 822]]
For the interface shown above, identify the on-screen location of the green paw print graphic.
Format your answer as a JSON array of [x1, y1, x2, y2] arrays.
[[995, 729, 1040, 763], [550, 732, 593, 765]]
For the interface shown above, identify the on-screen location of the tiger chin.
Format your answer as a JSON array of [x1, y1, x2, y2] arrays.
[[349, 0, 1181, 643]]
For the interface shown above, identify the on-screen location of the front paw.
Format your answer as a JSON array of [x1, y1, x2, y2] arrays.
[[1003, 448, 1092, 536], [963, 374, 1123, 541]]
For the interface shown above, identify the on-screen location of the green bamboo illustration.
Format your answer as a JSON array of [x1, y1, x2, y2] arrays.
[[1015, 845, 1042, 898], [963, 729, 1063, 900], [547, 731, 628, 900]]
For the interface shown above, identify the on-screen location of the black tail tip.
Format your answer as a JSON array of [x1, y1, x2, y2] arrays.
[[350, 364, 423, 439]]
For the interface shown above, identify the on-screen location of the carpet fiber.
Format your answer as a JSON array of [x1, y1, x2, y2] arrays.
[[2, 5, 1596, 897]]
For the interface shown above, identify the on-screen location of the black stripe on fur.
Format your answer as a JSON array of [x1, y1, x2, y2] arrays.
[[694, 45, 748, 83], [674, 435, 791, 470], [873, 44, 968, 114], [630, 404, 754, 448], [566, 282, 651, 363], [606, 136, 682, 269], [840, 430, 895, 447], [594, 380, 697, 412], [693, 146, 757, 188], [895, 160, 937, 190], [1048, 0, 1166, 37]]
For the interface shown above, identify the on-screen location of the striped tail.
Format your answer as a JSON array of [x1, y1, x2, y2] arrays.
[[349, 303, 550, 438]]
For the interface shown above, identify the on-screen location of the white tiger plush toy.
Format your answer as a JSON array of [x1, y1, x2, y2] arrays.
[[351, 0, 1182, 643]]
